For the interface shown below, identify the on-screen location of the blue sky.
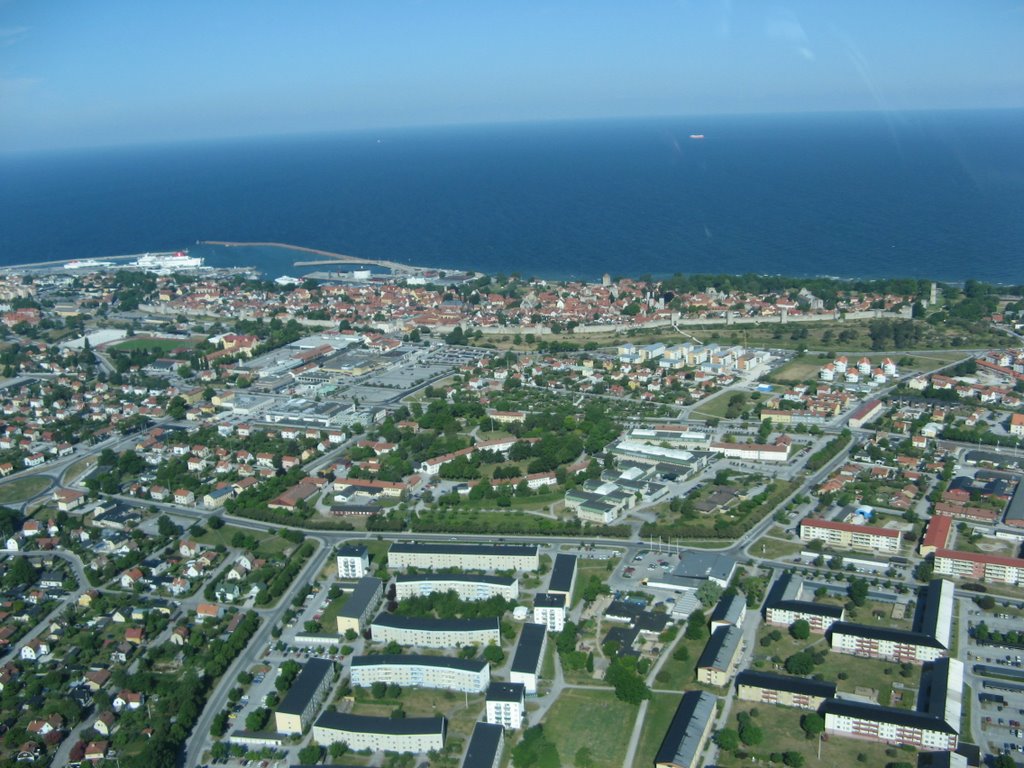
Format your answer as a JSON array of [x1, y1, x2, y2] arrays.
[[1, 0, 1022, 151]]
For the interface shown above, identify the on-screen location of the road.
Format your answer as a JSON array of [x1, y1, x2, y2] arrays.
[[183, 537, 331, 768]]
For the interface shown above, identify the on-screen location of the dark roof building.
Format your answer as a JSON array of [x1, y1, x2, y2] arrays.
[[462, 721, 504, 768], [735, 670, 836, 699], [548, 553, 577, 596], [654, 690, 717, 768]]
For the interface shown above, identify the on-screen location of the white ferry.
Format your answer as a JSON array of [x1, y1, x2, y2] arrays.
[[64, 259, 114, 270], [131, 250, 205, 273]]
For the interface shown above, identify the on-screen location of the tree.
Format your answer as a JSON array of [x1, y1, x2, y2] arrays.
[[785, 651, 814, 675], [297, 742, 321, 765], [789, 619, 810, 640], [483, 644, 505, 664], [685, 610, 707, 640], [714, 728, 739, 752], [156, 515, 180, 538], [848, 577, 869, 607], [993, 756, 1016, 768], [328, 742, 349, 759], [244, 708, 269, 732], [370, 681, 388, 699], [783, 752, 805, 767], [800, 712, 825, 739], [574, 746, 594, 767], [511, 725, 561, 768], [695, 580, 723, 608], [739, 723, 763, 746]]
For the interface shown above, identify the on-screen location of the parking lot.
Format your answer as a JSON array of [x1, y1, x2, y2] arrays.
[[965, 607, 1024, 759]]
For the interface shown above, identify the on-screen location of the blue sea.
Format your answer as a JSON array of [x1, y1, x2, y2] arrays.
[[1, 109, 1023, 283]]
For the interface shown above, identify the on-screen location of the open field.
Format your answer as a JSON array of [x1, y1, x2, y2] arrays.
[[652, 634, 706, 691], [752, 534, 804, 560], [110, 336, 200, 352], [771, 357, 829, 383], [691, 390, 741, 419], [541, 688, 638, 768], [0, 475, 50, 504], [62, 455, 97, 486], [716, 704, 903, 767], [572, 558, 619, 607], [635, 692, 682, 768], [194, 524, 291, 556]]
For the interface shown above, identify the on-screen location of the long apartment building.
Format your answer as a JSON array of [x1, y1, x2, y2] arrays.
[[547, 553, 577, 603], [696, 625, 742, 687], [829, 579, 954, 665], [387, 542, 539, 572], [933, 548, 1024, 585], [654, 690, 717, 768], [763, 574, 845, 633], [823, 657, 963, 751], [394, 572, 519, 602], [336, 576, 383, 635], [463, 721, 505, 768], [312, 711, 446, 753], [799, 517, 902, 554], [350, 654, 490, 693], [509, 623, 547, 695], [274, 658, 336, 734], [370, 614, 501, 649], [735, 671, 835, 711]]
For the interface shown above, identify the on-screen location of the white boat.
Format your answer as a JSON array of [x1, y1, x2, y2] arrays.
[[64, 259, 114, 270], [131, 250, 205, 273]]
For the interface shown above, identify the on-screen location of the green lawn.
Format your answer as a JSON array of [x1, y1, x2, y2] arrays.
[[752, 535, 804, 560], [0, 475, 50, 504], [343, 538, 389, 572], [691, 390, 739, 419], [771, 357, 829, 383], [541, 688, 639, 768], [194, 524, 291, 556], [320, 593, 350, 631], [716, 704, 903, 768], [111, 336, 200, 352], [351, 687, 485, 743], [635, 693, 684, 767], [652, 634, 706, 691], [572, 558, 619, 607], [62, 455, 97, 486]]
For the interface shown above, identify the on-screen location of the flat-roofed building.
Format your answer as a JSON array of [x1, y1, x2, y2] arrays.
[[335, 544, 369, 579], [485, 682, 526, 729], [336, 576, 383, 635], [764, 573, 845, 633], [933, 548, 1024, 585], [387, 542, 538, 572], [274, 659, 336, 734], [830, 623, 947, 665], [799, 518, 902, 553], [710, 593, 746, 633], [547, 554, 577, 603], [654, 690, 717, 768], [462, 721, 505, 768], [312, 711, 446, 753], [696, 625, 742, 687], [822, 699, 958, 751], [532, 593, 566, 633], [735, 670, 835, 710], [830, 579, 953, 665], [510, 623, 547, 695], [370, 614, 500, 649], [395, 573, 519, 602], [350, 654, 489, 693]]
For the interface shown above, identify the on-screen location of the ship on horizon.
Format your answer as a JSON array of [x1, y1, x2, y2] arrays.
[[689, 134, 705, 139]]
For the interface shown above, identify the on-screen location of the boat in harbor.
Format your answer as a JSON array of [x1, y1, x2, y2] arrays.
[[64, 259, 114, 270], [689, 134, 705, 139], [131, 250, 205, 273]]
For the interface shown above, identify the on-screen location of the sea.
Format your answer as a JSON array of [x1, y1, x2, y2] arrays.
[[1, 109, 1022, 284]]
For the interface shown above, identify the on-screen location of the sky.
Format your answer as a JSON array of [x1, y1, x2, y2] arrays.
[[1, 0, 1022, 151]]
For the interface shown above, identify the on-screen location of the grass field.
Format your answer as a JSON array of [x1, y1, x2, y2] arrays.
[[193, 524, 291, 556], [691, 390, 741, 419], [541, 688, 639, 768], [771, 357, 830, 383], [751, 534, 804, 560], [110, 337, 199, 352], [572, 558, 619, 607], [0, 475, 50, 504], [716, 704, 901, 767], [62, 455, 97, 486], [652, 634, 705, 691], [635, 692, 682, 767]]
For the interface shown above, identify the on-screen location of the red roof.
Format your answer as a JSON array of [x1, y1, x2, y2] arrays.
[[921, 516, 953, 549], [801, 518, 900, 538], [935, 548, 1024, 568]]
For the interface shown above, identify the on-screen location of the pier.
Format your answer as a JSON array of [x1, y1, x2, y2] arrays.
[[199, 240, 421, 274]]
